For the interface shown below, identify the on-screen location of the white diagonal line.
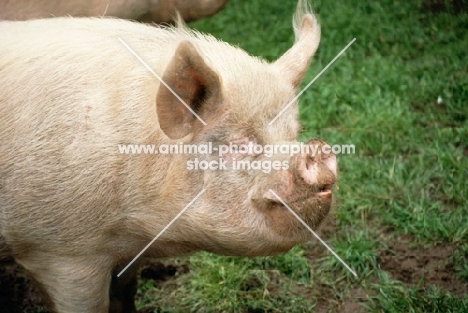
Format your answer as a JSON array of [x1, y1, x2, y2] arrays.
[[269, 38, 356, 125], [102, 3, 109, 17], [117, 189, 206, 277], [268, 189, 357, 277], [118, 37, 207, 126]]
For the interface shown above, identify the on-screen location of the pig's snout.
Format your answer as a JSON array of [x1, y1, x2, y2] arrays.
[[262, 139, 337, 201], [297, 139, 337, 197], [255, 139, 338, 239]]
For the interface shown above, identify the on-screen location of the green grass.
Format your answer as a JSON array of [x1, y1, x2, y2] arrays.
[[367, 276, 468, 313], [136, 0, 468, 312]]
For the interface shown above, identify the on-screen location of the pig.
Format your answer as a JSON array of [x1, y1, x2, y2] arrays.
[[0, 0, 229, 23], [0, 0, 337, 312]]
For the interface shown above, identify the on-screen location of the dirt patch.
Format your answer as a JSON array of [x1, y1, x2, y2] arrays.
[[305, 221, 468, 311], [337, 287, 368, 313], [379, 236, 468, 297], [0, 262, 50, 313], [140, 259, 188, 282], [302, 215, 347, 313]]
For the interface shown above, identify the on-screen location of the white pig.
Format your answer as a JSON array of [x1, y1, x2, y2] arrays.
[[0, 1, 337, 312]]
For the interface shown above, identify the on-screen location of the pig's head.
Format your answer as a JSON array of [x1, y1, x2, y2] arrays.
[[154, 1, 337, 256]]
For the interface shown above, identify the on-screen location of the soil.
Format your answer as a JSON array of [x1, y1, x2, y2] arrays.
[[0, 261, 50, 313], [301, 217, 467, 312], [378, 236, 467, 298], [303, 216, 371, 313]]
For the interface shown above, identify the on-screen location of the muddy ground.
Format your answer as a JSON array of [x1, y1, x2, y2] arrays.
[[1, 230, 466, 312]]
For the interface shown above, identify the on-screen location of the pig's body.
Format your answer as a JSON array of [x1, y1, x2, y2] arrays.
[[0, 0, 229, 23], [0, 2, 336, 312]]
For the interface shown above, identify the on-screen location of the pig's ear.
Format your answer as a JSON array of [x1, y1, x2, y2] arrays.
[[274, 2, 321, 88], [156, 41, 221, 139]]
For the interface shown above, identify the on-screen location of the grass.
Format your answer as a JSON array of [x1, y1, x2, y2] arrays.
[[136, 0, 468, 312]]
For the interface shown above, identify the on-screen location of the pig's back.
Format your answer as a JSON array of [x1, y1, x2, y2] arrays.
[[0, 17, 180, 146]]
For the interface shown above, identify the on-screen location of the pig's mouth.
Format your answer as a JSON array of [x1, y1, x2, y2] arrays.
[[318, 183, 333, 195], [270, 180, 335, 205]]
